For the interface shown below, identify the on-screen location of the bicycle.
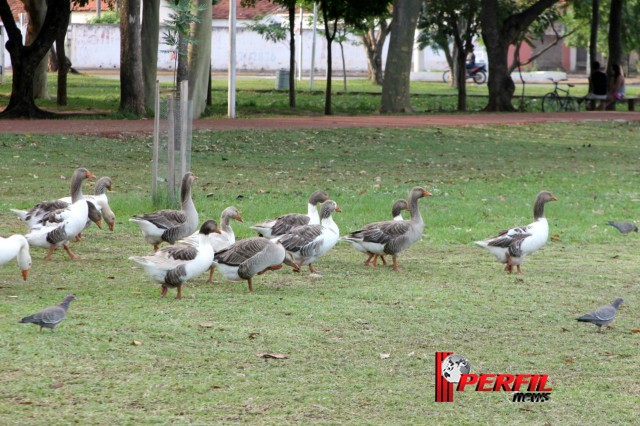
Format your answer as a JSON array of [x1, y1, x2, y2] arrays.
[[541, 79, 579, 112]]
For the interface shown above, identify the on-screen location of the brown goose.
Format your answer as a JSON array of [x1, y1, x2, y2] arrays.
[[211, 237, 293, 292], [341, 187, 431, 271], [130, 220, 220, 299], [341, 198, 409, 267], [274, 200, 341, 273], [474, 191, 557, 274], [129, 172, 199, 251], [250, 189, 329, 238]]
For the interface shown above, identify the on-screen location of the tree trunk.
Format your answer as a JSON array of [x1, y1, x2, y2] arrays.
[[380, 0, 421, 113], [188, 0, 212, 118], [206, 61, 212, 106], [142, 0, 161, 109], [0, 0, 70, 118], [339, 40, 347, 92], [589, 0, 600, 66], [481, 0, 559, 111], [361, 19, 391, 85], [453, 33, 467, 111], [177, 33, 189, 84], [321, 7, 337, 116], [119, 0, 146, 116], [24, 0, 49, 100], [607, 0, 623, 70], [288, 6, 296, 108], [56, 31, 69, 106]]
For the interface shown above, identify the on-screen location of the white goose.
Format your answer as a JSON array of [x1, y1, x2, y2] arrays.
[[212, 238, 293, 292], [11, 167, 97, 230], [129, 220, 220, 299], [60, 176, 115, 231], [250, 189, 329, 238], [0, 235, 32, 281], [24, 168, 96, 260], [341, 198, 409, 267], [474, 191, 557, 274], [341, 187, 431, 271], [274, 200, 341, 273], [130, 172, 199, 251]]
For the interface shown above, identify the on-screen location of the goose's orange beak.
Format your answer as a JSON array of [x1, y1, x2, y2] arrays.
[[423, 190, 432, 197], [236, 214, 244, 223], [108, 221, 115, 231], [95, 218, 103, 230], [21, 269, 29, 281], [87, 171, 97, 179]]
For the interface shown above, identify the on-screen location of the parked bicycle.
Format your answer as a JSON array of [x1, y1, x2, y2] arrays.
[[442, 63, 487, 85], [542, 79, 579, 112]]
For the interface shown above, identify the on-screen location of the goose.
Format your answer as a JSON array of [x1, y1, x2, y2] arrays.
[[40, 200, 103, 241], [341, 187, 431, 271], [180, 206, 244, 282], [211, 238, 294, 292], [341, 198, 410, 267], [60, 176, 115, 231], [11, 167, 97, 230], [274, 200, 341, 273], [250, 189, 329, 238], [474, 191, 557, 274], [0, 235, 32, 281], [129, 172, 199, 251], [24, 168, 96, 260], [129, 220, 220, 299]]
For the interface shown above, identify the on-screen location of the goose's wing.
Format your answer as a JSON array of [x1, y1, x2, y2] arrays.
[[353, 220, 413, 245], [215, 239, 269, 266], [158, 245, 199, 261], [270, 214, 310, 236], [276, 225, 324, 253], [133, 209, 187, 229]]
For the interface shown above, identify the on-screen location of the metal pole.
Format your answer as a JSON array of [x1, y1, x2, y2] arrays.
[[167, 95, 176, 203], [152, 81, 160, 202], [228, 0, 236, 118], [310, 3, 317, 90], [180, 80, 189, 177], [298, 7, 303, 80]]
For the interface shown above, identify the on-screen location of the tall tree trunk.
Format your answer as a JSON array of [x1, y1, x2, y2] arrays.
[[288, 6, 296, 108], [607, 0, 623, 71], [0, 0, 69, 118], [24, 0, 49, 100], [56, 31, 69, 106], [380, 0, 421, 113], [321, 7, 337, 116], [188, 0, 212, 118], [119, 0, 146, 116], [142, 0, 161, 109], [177, 33, 189, 84], [589, 0, 600, 65], [362, 19, 391, 85], [481, 0, 559, 111]]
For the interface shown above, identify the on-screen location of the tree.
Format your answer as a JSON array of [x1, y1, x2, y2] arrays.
[[0, 0, 71, 118], [360, 16, 392, 85], [142, 0, 162, 109], [188, 0, 213, 117], [120, 0, 146, 115], [380, 0, 422, 113], [243, 0, 298, 108], [480, 0, 560, 111], [23, 0, 49, 100]]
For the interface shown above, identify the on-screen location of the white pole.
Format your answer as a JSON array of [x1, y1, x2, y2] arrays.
[[180, 80, 189, 178], [228, 0, 237, 118], [298, 7, 303, 80], [310, 3, 317, 90], [167, 95, 176, 203], [152, 81, 160, 202]]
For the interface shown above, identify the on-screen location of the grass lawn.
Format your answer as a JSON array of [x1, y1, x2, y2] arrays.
[[0, 122, 639, 424], [2, 73, 638, 117]]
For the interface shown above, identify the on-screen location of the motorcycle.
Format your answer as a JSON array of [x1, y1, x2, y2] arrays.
[[442, 63, 487, 85]]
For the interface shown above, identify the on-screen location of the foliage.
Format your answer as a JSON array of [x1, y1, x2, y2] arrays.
[[245, 14, 289, 44], [86, 10, 119, 24], [1, 122, 639, 424], [162, 0, 205, 58]]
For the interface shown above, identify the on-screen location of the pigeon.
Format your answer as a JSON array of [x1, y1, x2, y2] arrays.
[[607, 221, 638, 234], [19, 295, 76, 332], [576, 298, 623, 332]]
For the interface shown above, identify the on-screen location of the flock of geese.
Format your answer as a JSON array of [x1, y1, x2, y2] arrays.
[[1, 168, 625, 331]]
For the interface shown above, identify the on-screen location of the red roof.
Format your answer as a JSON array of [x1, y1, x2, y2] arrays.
[[72, 1, 113, 12], [213, 0, 285, 20]]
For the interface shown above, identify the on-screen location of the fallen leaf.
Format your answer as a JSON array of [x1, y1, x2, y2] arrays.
[[631, 329, 640, 334], [211, 385, 222, 390], [50, 382, 64, 389], [55, 287, 66, 290], [256, 353, 288, 359], [131, 291, 143, 295], [564, 359, 573, 364], [372, 184, 380, 188], [380, 353, 391, 360], [551, 233, 561, 242], [198, 322, 214, 328], [107, 276, 115, 280], [248, 332, 260, 339], [132, 340, 143, 346]]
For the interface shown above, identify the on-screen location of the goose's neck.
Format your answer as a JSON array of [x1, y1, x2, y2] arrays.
[[70, 175, 85, 203], [307, 203, 320, 223], [533, 198, 546, 220], [408, 195, 422, 221], [220, 213, 232, 231], [94, 179, 109, 195]]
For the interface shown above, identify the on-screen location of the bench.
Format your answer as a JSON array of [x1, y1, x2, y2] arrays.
[[584, 95, 640, 111], [615, 97, 640, 111]]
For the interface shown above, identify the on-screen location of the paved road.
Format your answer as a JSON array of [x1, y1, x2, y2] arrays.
[[0, 112, 638, 135]]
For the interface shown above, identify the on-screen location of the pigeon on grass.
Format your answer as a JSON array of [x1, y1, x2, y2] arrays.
[[607, 221, 638, 234], [576, 298, 623, 332], [19, 295, 76, 332]]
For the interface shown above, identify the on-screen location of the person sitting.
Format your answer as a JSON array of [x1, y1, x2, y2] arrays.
[[585, 61, 607, 110], [611, 63, 626, 100], [466, 50, 476, 72]]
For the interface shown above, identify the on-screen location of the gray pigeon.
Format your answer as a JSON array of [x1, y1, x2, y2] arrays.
[[19, 295, 76, 332], [607, 221, 638, 234], [576, 298, 624, 332]]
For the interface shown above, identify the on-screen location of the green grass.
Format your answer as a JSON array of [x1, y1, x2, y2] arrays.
[[2, 73, 638, 117], [1, 123, 639, 424]]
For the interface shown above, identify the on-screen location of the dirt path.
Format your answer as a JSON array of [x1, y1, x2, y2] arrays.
[[0, 111, 638, 135]]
